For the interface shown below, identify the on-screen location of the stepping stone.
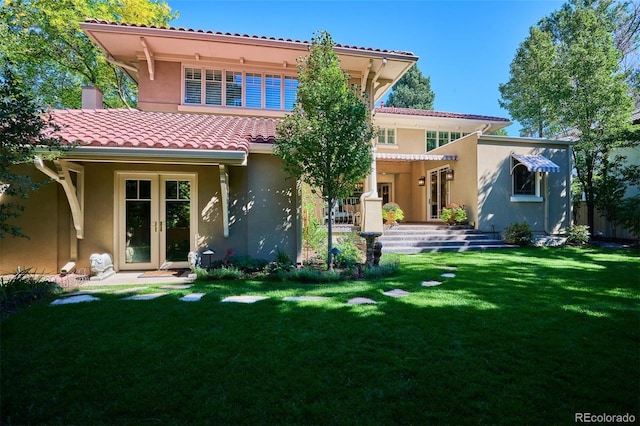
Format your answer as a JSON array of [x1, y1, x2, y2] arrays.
[[180, 293, 205, 302], [221, 295, 269, 304], [383, 289, 411, 298], [122, 293, 167, 300], [441, 273, 456, 278], [160, 284, 193, 290], [113, 286, 148, 294], [283, 296, 330, 302], [347, 297, 377, 305], [421, 280, 443, 287], [51, 295, 100, 305], [442, 266, 458, 271]]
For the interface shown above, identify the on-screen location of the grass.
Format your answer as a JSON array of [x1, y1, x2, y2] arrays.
[[1, 247, 638, 425]]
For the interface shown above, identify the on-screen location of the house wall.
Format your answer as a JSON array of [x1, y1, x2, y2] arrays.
[[0, 158, 300, 273], [138, 60, 182, 112], [475, 138, 572, 235]]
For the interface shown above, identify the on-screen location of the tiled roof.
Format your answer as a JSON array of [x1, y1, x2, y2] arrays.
[[84, 19, 416, 57], [374, 107, 511, 122], [50, 109, 278, 152]]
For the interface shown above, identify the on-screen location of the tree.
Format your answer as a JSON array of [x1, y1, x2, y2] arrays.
[[0, 64, 63, 238], [499, 0, 637, 233], [385, 65, 435, 109], [274, 31, 375, 269], [0, 0, 176, 109]]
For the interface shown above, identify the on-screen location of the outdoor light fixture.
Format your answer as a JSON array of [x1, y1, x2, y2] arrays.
[[445, 169, 455, 181], [418, 176, 426, 186], [202, 248, 215, 269]]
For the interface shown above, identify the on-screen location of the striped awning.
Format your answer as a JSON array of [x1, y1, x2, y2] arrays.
[[376, 153, 458, 161], [511, 153, 560, 173]]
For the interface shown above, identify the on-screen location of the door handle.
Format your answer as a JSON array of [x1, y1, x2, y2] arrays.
[[154, 221, 158, 232], [159, 221, 163, 232]]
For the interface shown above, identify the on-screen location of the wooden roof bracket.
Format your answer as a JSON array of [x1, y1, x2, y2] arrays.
[[140, 37, 155, 81]]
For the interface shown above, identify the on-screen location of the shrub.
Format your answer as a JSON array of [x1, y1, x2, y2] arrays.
[[363, 255, 400, 279], [566, 225, 590, 246], [617, 196, 640, 243], [382, 202, 404, 224], [195, 265, 245, 281], [0, 269, 62, 318], [440, 203, 467, 225], [333, 234, 364, 268], [503, 222, 533, 246]]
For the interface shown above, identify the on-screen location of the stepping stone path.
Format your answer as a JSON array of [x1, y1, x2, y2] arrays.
[[347, 297, 377, 305], [221, 295, 269, 304], [422, 280, 443, 287], [113, 287, 148, 294], [51, 295, 100, 305], [123, 293, 167, 300], [441, 273, 456, 278], [383, 289, 411, 298], [283, 296, 330, 302], [180, 293, 205, 302]]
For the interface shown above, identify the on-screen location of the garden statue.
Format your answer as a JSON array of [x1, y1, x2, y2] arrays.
[[89, 253, 115, 281]]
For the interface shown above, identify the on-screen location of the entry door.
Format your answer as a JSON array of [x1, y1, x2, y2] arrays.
[[429, 167, 450, 220], [118, 174, 196, 270], [377, 183, 391, 205]]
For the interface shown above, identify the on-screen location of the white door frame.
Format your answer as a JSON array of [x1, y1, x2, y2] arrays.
[[427, 165, 451, 220], [115, 172, 197, 270]]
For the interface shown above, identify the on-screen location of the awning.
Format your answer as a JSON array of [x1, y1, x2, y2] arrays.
[[511, 153, 560, 173], [376, 153, 458, 161]]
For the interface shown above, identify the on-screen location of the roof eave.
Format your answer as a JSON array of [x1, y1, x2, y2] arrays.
[[61, 146, 248, 166]]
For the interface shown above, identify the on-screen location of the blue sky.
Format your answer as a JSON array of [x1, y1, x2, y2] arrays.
[[169, 0, 565, 135]]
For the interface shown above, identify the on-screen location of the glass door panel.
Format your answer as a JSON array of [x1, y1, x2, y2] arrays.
[[163, 179, 191, 263], [123, 178, 157, 268], [429, 167, 450, 220]]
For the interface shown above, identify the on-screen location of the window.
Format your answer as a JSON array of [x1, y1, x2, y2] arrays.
[[226, 71, 243, 107], [245, 73, 262, 108], [184, 68, 202, 104], [450, 132, 461, 141], [438, 131, 450, 146], [205, 70, 222, 105], [183, 67, 298, 110], [426, 131, 437, 151], [265, 75, 282, 109], [284, 76, 298, 110], [511, 160, 542, 202], [377, 128, 395, 145]]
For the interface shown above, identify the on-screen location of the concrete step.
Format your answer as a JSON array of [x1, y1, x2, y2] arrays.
[[381, 244, 517, 254]]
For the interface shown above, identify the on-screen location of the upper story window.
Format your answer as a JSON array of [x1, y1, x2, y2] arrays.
[[377, 128, 396, 145], [425, 130, 468, 152], [184, 67, 298, 111]]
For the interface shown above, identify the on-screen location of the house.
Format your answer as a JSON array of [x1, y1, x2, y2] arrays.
[[0, 20, 574, 275]]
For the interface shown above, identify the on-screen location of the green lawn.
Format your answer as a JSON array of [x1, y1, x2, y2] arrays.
[[2, 248, 639, 425]]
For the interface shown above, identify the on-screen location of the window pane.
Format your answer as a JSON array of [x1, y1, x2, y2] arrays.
[[184, 68, 202, 104], [438, 131, 450, 146], [514, 164, 535, 195], [450, 132, 461, 141], [387, 129, 395, 144], [426, 130, 437, 151], [205, 69, 222, 105], [166, 180, 178, 200], [377, 128, 386, 144], [245, 73, 262, 108], [125, 180, 137, 199], [139, 180, 151, 199], [265, 75, 281, 109], [284, 77, 298, 110], [226, 71, 243, 107]]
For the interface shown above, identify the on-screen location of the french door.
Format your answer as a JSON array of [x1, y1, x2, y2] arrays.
[[428, 167, 450, 220], [118, 173, 196, 270]]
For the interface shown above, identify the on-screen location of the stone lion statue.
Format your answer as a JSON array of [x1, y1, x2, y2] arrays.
[[90, 253, 115, 281]]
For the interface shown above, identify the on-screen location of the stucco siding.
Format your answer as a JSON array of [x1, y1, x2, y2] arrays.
[[138, 60, 182, 111]]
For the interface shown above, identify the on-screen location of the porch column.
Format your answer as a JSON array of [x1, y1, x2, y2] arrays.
[[219, 164, 230, 238]]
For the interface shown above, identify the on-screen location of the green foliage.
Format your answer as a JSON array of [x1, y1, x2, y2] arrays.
[[616, 195, 640, 242], [385, 65, 435, 109], [440, 204, 467, 225], [565, 225, 590, 246], [0, 64, 64, 238], [211, 255, 269, 273], [382, 202, 404, 224], [302, 186, 328, 258], [503, 222, 534, 246], [362, 255, 400, 279], [0, 0, 177, 108], [274, 31, 375, 267], [0, 268, 61, 318], [333, 234, 363, 268]]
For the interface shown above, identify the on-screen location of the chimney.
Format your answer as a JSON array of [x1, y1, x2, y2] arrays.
[[81, 86, 103, 109]]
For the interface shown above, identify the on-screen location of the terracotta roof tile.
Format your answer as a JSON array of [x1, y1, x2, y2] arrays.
[[50, 109, 278, 153], [374, 107, 510, 122], [84, 19, 416, 57]]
